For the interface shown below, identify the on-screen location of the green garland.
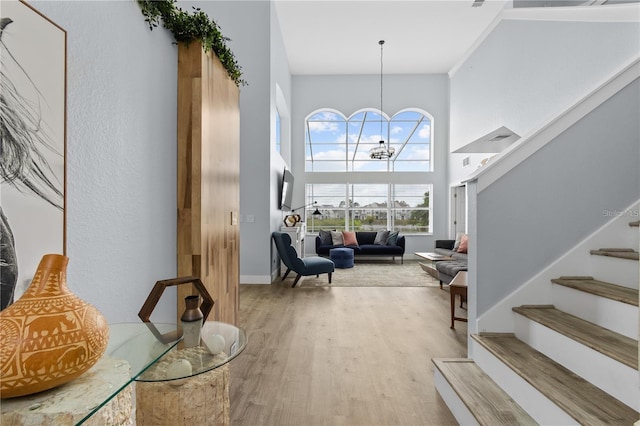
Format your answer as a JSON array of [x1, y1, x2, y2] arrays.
[[137, 0, 246, 87]]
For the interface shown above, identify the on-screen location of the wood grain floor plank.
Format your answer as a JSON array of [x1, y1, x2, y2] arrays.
[[230, 284, 467, 425]]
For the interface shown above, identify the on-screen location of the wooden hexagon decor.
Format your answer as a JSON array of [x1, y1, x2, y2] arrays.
[[138, 276, 214, 344]]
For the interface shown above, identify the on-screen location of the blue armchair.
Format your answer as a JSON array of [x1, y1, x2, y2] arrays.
[[272, 232, 335, 288]]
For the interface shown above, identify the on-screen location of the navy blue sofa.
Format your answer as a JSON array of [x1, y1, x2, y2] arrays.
[[315, 231, 405, 264]]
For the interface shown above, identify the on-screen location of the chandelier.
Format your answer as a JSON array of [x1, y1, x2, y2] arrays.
[[369, 40, 395, 160]]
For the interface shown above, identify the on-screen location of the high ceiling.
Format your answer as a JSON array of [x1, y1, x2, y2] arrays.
[[273, 0, 640, 75], [274, 0, 510, 75]]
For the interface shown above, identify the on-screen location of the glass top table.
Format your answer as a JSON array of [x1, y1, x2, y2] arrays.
[[133, 321, 247, 383], [83, 321, 246, 423], [0, 321, 246, 425], [76, 322, 182, 424]]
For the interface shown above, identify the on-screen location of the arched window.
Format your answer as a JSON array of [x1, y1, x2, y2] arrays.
[[275, 84, 289, 158], [304, 108, 433, 234], [275, 108, 281, 154], [305, 108, 432, 172]]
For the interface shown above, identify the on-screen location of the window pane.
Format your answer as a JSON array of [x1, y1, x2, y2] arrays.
[[308, 144, 346, 160], [275, 110, 281, 154], [395, 144, 430, 161], [306, 112, 347, 172], [349, 208, 388, 231], [350, 184, 389, 230], [306, 109, 432, 172], [306, 184, 346, 232], [392, 184, 430, 233], [306, 183, 431, 234]]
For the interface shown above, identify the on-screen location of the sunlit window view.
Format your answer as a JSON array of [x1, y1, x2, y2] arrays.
[[306, 183, 431, 234], [304, 108, 433, 234], [275, 109, 281, 154], [305, 109, 432, 172]]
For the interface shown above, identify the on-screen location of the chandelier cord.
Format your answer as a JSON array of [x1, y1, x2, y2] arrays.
[[379, 40, 384, 141], [369, 40, 394, 160]]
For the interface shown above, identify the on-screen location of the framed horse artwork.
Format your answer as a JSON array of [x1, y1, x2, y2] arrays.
[[0, 0, 66, 310]]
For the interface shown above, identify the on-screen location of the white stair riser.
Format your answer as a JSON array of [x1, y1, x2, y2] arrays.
[[589, 255, 638, 289], [551, 284, 638, 339], [589, 205, 639, 250], [472, 339, 578, 426], [433, 367, 479, 426], [513, 315, 640, 411]]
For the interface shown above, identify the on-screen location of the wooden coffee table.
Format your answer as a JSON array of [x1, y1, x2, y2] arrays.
[[414, 252, 454, 281]]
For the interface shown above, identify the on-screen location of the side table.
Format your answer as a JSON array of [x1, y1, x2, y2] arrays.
[[0, 355, 133, 426], [449, 271, 468, 329], [1, 322, 181, 426], [134, 321, 247, 426]]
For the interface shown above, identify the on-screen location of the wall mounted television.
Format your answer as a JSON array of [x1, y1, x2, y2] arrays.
[[280, 168, 294, 211]]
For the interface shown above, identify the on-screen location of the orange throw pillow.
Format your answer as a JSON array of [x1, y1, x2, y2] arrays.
[[342, 231, 359, 246], [457, 234, 468, 253]]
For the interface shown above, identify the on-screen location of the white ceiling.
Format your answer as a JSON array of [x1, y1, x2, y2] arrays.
[[273, 0, 511, 75], [273, 0, 640, 75]]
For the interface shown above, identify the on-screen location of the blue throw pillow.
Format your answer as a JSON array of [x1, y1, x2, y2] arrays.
[[386, 231, 399, 246]]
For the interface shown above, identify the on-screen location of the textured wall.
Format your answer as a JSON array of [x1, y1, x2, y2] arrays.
[[476, 79, 640, 315], [449, 19, 640, 184], [31, 1, 178, 322]]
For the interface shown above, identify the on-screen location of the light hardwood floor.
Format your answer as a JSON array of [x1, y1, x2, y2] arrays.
[[230, 282, 468, 425]]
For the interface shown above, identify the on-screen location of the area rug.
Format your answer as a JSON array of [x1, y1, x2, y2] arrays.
[[296, 260, 441, 288]]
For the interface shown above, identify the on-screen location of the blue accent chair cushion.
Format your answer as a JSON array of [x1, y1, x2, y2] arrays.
[[272, 232, 335, 287]]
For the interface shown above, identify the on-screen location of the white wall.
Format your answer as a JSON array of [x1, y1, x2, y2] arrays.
[[31, 1, 178, 323], [449, 19, 640, 183], [451, 19, 640, 151], [27, 0, 279, 322], [476, 78, 639, 315], [292, 74, 451, 253], [448, 13, 640, 318], [269, 4, 293, 282]]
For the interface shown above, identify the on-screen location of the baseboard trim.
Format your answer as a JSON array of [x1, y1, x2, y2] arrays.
[[240, 275, 272, 285]]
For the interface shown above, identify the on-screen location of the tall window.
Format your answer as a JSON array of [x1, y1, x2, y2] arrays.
[[306, 183, 431, 234], [304, 108, 433, 234], [305, 109, 432, 172], [275, 109, 281, 154]]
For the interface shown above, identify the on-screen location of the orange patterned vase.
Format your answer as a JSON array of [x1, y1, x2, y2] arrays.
[[0, 254, 109, 398]]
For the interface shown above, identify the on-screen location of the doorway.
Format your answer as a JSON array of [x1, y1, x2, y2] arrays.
[[450, 185, 466, 238]]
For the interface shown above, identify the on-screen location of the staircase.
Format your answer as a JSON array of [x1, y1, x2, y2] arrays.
[[434, 220, 639, 425]]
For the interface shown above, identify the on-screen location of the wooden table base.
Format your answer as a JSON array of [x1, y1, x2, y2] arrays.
[[449, 271, 468, 329]]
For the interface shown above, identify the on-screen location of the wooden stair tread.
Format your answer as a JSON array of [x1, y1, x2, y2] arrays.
[[472, 334, 639, 425], [551, 276, 638, 306], [590, 248, 639, 260], [432, 358, 536, 426], [512, 306, 638, 369]]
